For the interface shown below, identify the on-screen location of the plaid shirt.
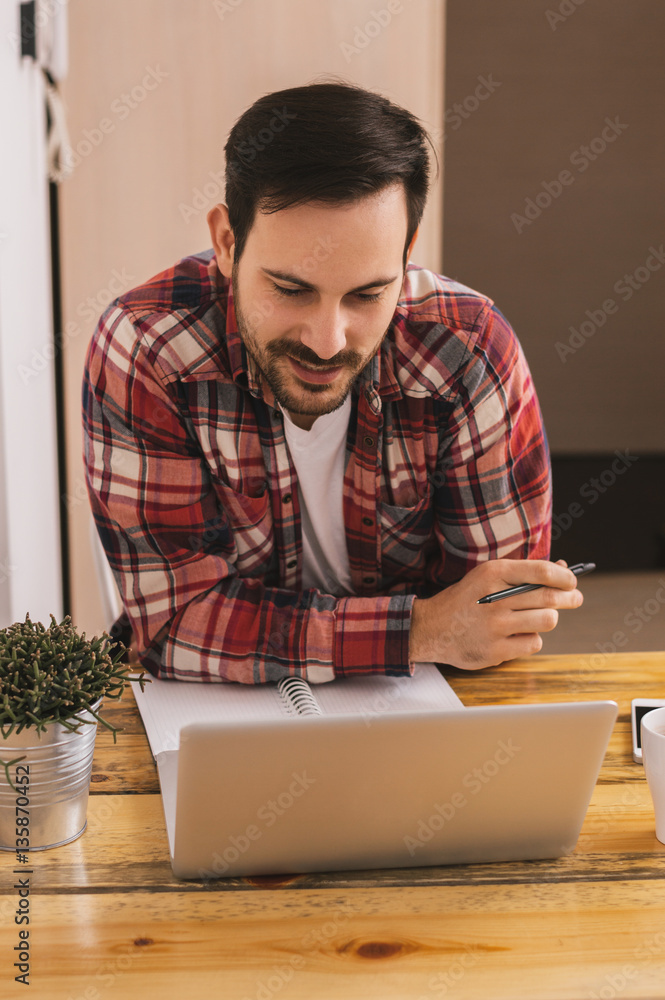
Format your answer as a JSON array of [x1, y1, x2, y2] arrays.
[[83, 250, 551, 684]]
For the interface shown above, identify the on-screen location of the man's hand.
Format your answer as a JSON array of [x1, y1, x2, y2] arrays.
[[409, 559, 583, 670]]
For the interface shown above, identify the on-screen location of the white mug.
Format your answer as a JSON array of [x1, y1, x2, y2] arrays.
[[641, 706, 665, 845]]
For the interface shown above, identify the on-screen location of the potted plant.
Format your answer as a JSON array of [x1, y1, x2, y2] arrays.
[[0, 613, 148, 850]]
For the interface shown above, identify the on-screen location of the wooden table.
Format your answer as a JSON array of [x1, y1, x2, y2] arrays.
[[2, 652, 665, 999]]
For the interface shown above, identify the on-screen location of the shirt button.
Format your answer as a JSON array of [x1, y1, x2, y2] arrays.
[[286, 559, 297, 569], [363, 436, 374, 447], [363, 575, 375, 585], [282, 493, 292, 504], [272, 410, 282, 421], [362, 517, 373, 527]]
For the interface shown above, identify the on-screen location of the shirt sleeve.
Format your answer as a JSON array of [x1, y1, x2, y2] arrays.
[[429, 301, 552, 585], [83, 305, 414, 684]]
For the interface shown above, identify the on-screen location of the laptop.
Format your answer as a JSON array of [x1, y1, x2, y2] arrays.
[[133, 668, 617, 880]]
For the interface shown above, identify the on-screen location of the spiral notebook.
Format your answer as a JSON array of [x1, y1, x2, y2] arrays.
[[133, 662, 462, 759], [132, 667, 616, 880]]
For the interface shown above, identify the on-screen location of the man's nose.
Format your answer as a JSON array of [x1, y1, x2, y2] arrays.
[[299, 304, 347, 360]]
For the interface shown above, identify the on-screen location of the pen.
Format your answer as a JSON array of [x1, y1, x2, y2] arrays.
[[477, 562, 596, 604]]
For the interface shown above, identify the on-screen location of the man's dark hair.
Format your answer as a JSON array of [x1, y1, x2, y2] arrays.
[[224, 81, 433, 263]]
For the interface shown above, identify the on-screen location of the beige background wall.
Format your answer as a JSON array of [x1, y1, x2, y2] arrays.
[[59, 0, 446, 634], [443, 0, 665, 455]]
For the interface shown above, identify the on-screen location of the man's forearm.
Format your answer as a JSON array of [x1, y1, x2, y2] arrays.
[[133, 581, 415, 684]]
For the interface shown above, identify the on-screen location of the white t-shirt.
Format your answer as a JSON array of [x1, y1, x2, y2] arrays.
[[281, 396, 354, 598]]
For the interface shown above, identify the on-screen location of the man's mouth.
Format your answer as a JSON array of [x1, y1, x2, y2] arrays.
[[286, 356, 345, 384]]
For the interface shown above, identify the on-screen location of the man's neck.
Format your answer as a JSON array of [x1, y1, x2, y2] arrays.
[[286, 410, 318, 431]]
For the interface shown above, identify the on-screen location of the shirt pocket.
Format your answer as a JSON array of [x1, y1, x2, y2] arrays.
[[379, 486, 434, 583], [211, 477, 274, 577]]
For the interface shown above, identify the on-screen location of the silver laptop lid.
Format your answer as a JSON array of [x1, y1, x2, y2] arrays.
[[170, 700, 617, 879]]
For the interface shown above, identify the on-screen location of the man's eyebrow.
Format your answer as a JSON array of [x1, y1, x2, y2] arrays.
[[261, 268, 399, 293]]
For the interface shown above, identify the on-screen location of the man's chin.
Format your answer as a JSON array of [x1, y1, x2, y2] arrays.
[[276, 382, 353, 418], [266, 362, 356, 413]]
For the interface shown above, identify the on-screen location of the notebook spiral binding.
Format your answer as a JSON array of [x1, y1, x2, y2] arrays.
[[277, 676, 323, 716]]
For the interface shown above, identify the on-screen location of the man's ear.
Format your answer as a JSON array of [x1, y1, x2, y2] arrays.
[[207, 204, 235, 278]]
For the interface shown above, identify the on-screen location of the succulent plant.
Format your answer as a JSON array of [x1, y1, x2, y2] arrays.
[[0, 613, 149, 741]]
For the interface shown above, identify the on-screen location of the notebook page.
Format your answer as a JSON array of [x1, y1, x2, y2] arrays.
[[131, 662, 463, 758], [131, 677, 286, 758], [155, 750, 178, 857], [313, 663, 463, 716]]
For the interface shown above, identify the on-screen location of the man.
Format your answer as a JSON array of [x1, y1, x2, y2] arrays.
[[83, 82, 582, 685]]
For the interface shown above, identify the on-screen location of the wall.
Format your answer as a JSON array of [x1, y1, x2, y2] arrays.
[[59, 0, 446, 633], [443, 0, 665, 455], [443, 0, 665, 569]]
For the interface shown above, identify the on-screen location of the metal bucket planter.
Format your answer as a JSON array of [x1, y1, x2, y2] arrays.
[[0, 702, 100, 851]]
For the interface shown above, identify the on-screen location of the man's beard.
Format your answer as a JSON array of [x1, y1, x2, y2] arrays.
[[231, 268, 383, 419]]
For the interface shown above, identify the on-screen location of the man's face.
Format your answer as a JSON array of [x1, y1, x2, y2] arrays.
[[223, 184, 409, 429]]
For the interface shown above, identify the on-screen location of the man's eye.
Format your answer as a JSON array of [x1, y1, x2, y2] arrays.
[[273, 284, 306, 297], [272, 284, 383, 302]]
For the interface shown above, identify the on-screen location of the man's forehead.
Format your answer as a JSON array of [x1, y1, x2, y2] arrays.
[[243, 186, 408, 264], [253, 184, 407, 228]]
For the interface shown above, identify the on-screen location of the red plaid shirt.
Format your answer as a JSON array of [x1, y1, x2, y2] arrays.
[[83, 250, 551, 683]]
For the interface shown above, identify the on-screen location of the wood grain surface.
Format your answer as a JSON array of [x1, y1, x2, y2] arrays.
[[2, 652, 664, 999]]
